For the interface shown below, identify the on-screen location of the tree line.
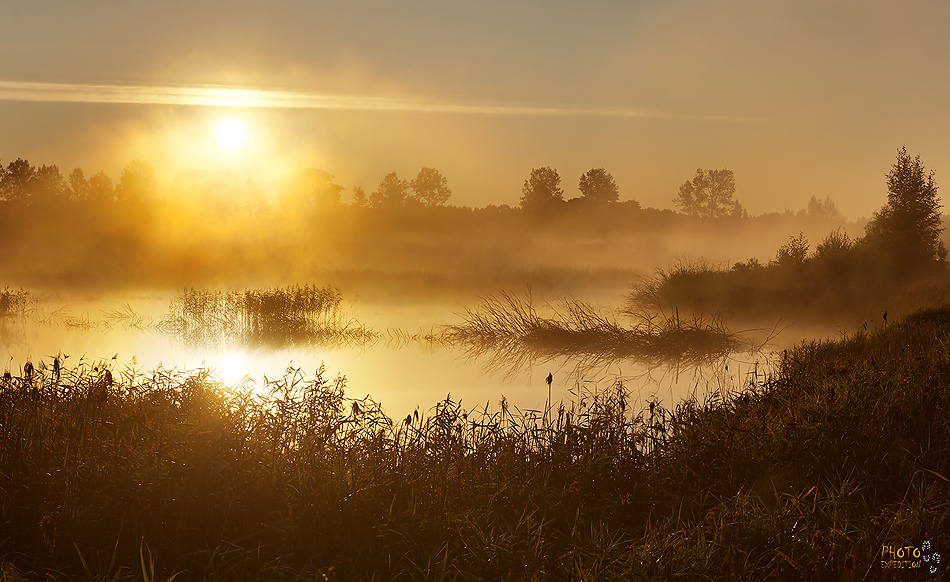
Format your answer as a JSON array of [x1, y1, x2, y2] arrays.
[[750, 146, 944, 272], [0, 155, 859, 227]]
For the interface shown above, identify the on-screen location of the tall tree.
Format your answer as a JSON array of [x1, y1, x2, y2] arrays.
[[88, 171, 114, 204], [674, 168, 739, 218], [520, 167, 564, 211], [279, 168, 344, 212], [578, 167, 619, 203], [864, 146, 945, 264], [116, 160, 157, 204], [371, 172, 411, 209], [68, 168, 89, 201], [0, 159, 36, 203], [411, 167, 452, 207], [351, 185, 368, 208], [33, 164, 65, 206]]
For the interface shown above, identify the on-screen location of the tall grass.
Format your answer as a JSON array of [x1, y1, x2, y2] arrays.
[[0, 288, 32, 320], [3, 307, 950, 579], [162, 285, 376, 348], [443, 291, 740, 372], [627, 255, 950, 326]]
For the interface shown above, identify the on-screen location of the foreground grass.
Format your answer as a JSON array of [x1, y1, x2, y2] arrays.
[[3, 307, 950, 580]]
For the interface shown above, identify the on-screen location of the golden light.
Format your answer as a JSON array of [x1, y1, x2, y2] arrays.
[[216, 118, 246, 149], [220, 353, 245, 382]]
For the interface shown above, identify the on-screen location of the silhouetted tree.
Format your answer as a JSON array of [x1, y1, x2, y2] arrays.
[[774, 232, 809, 267], [351, 185, 368, 208], [411, 167, 452, 207], [33, 165, 65, 206], [864, 146, 945, 265], [0, 159, 36, 203], [807, 195, 843, 222], [87, 171, 114, 204], [814, 229, 852, 261], [116, 160, 157, 205], [675, 168, 741, 218], [371, 172, 411, 209], [279, 168, 343, 212], [520, 167, 564, 211], [67, 168, 89, 201], [578, 167, 619, 203]]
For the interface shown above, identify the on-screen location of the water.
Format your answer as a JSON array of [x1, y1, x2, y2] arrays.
[[0, 290, 776, 420]]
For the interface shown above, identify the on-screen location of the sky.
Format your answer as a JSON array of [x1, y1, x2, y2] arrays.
[[1, 0, 949, 218]]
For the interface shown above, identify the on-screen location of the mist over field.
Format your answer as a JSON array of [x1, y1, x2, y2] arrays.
[[5, 1, 950, 579]]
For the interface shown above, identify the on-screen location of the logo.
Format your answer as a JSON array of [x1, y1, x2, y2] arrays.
[[881, 541, 941, 575]]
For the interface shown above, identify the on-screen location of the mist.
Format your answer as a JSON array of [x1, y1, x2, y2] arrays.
[[5, 0, 950, 577]]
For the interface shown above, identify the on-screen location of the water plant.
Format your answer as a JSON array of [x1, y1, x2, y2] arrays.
[[443, 290, 740, 373], [161, 285, 377, 348], [2, 307, 950, 579]]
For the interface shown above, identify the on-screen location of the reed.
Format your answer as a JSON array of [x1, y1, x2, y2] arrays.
[[0, 287, 33, 320], [2, 307, 950, 579], [161, 285, 377, 348], [443, 290, 740, 372]]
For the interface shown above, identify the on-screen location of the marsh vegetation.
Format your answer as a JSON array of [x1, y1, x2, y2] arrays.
[[2, 307, 950, 579], [2, 147, 950, 579], [443, 291, 741, 374], [161, 285, 377, 349]]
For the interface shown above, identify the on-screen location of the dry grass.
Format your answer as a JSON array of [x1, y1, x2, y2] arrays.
[[2, 306, 950, 579], [443, 291, 740, 373]]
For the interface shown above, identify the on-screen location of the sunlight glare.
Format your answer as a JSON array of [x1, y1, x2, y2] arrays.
[[216, 119, 246, 149], [220, 353, 245, 383]]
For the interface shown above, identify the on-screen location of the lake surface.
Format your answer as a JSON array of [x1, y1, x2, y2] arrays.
[[0, 290, 793, 420]]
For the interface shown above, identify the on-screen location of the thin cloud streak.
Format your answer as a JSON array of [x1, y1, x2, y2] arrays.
[[0, 80, 754, 122]]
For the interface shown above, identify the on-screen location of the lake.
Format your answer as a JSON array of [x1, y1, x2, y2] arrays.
[[0, 286, 793, 421]]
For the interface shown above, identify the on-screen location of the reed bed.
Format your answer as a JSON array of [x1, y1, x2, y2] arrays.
[[2, 306, 950, 580], [0, 288, 33, 320], [442, 291, 740, 372], [161, 285, 377, 348]]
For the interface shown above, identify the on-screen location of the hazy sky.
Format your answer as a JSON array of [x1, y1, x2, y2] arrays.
[[2, 0, 949, 217]]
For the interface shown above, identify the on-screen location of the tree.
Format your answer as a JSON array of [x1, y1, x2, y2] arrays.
[[674, 168, 740, 218], [520, 167, 564, 211], [32, 164, 65, 206], [0, 159, 36, 203], [279, 168, 344, 212], [88, 171, 114, 204], [371, 172, 411, 209], [807, 195, 843, 222], [774, 232, 809, 267], [864, 146, 945, 265], [411, 167, 452, 207], [68, 168, 89, 201], [578, 167, 619, 203], [116, 160, 157, 204], [351, 185, 368, 208]]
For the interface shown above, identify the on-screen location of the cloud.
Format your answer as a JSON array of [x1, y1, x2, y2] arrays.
[[0, 80, 753, 122]]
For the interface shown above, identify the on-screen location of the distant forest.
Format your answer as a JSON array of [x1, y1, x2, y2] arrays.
[[0, 157, 848, 219], [0, 150, 943, 298]]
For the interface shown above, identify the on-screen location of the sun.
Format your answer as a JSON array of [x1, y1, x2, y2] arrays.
[[215, 118, 246, 149], [220, 353, 245, 383]]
